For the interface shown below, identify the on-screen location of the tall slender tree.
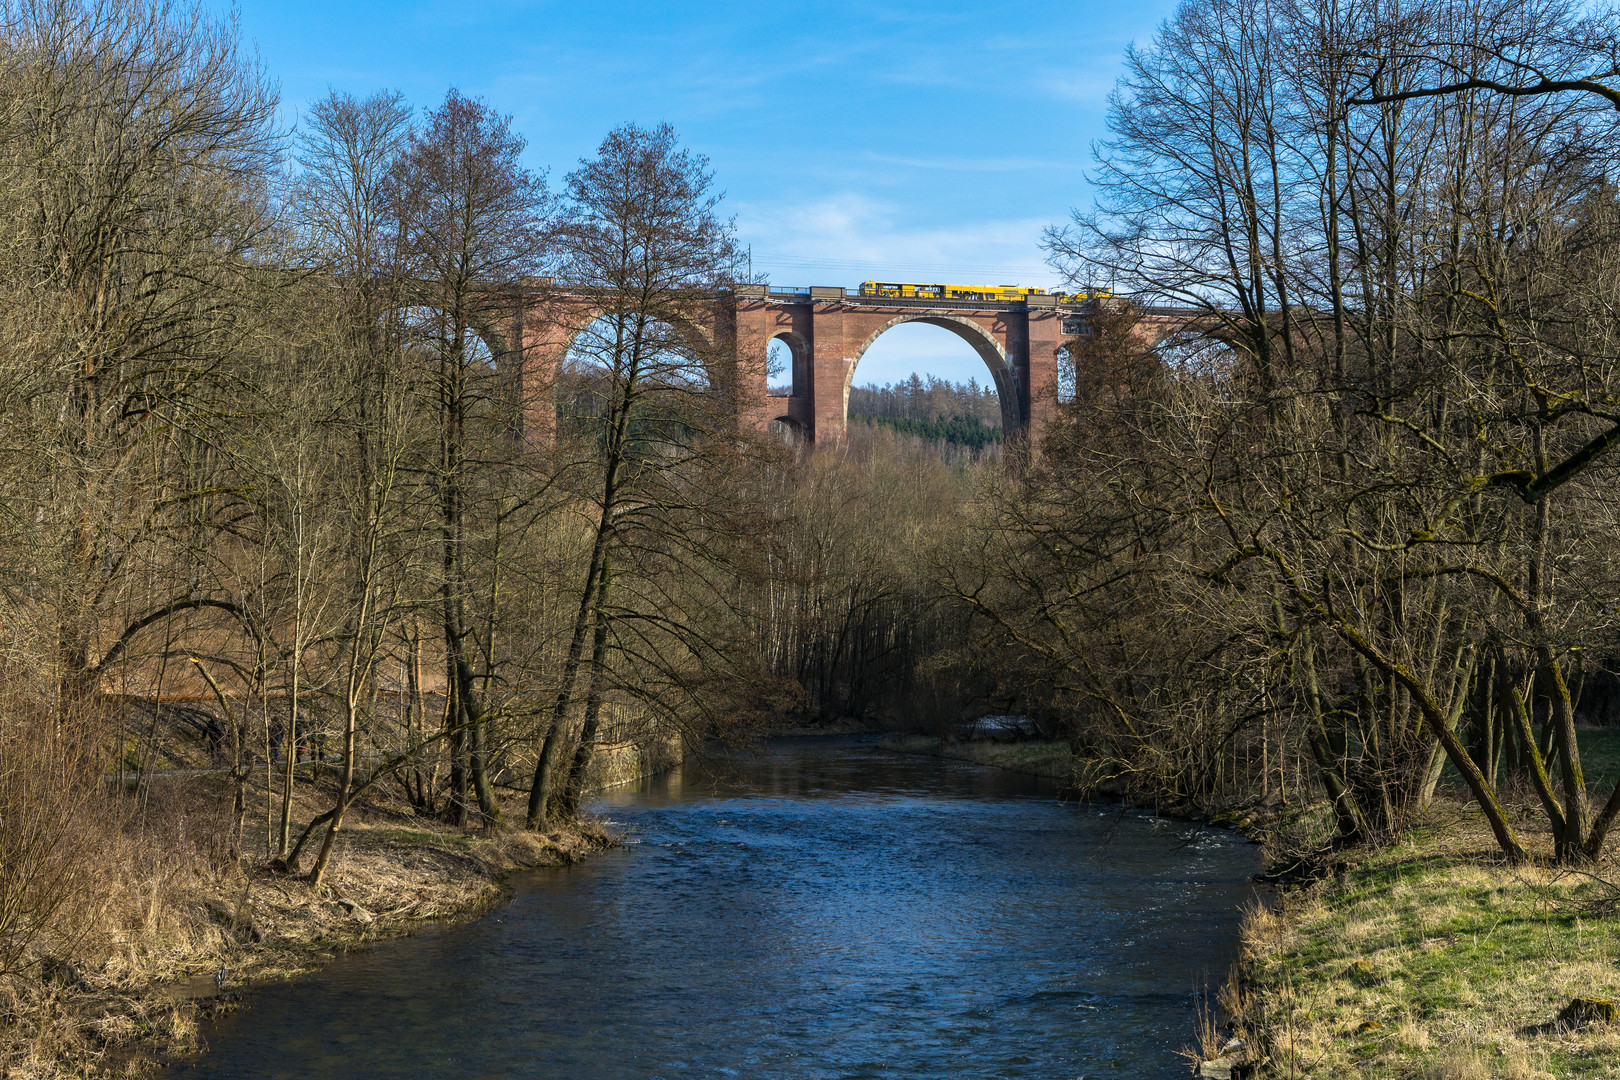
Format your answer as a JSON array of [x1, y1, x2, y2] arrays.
[[392, 90, 549, 825], [527, 123, 741, 829]]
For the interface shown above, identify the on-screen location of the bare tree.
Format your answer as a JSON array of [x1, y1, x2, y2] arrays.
[[1034, 0, 1620, 864], [391, 89, 549, 825], [527, 123, 745, 829], [0, 0, 281, 703]]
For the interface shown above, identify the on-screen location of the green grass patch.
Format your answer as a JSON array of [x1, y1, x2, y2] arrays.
[[1240, 814, 1620, 1078], [1438, 728, 1620, 801], [1578, 728, 1620, 793]]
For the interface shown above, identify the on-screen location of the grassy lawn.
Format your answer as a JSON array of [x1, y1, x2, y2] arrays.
[[1579, 728, 1620, 795], [1240, 810, 1620, 1079]]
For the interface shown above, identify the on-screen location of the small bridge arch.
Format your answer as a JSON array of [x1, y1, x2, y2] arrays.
[[767, 328, 812, 397]]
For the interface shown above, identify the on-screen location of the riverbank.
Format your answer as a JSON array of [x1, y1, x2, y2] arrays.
[[1225, 809, 1620, 1079], [0, 789, 614, 1079]]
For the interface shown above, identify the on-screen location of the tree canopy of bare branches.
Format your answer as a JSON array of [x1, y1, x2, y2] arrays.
[[1018, 0, 1620, 864]]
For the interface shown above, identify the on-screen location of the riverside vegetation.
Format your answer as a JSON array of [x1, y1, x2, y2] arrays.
[[7, 0, 1620, 1077], [1024, 0, 1620, 1073]]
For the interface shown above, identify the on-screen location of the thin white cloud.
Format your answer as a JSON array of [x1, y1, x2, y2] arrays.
[[1040, 68, 1128, 105], [735, 193, 1060, 289]]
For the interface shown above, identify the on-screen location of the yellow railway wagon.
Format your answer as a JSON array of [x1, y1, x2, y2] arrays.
[[858, 281, 1112, 303], [859, 281, 1042, 301]]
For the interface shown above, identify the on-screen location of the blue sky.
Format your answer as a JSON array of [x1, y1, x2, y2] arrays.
[[226, 0, 1177, 386]]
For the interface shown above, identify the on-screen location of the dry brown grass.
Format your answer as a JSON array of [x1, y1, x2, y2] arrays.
[[0, 775, 614, 1078]]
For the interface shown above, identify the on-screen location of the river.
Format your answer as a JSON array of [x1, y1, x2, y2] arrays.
[[176, 736, 1260, 1079]]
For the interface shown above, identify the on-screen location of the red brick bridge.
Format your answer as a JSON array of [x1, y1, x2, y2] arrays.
[[495, 281, 1165, 447]]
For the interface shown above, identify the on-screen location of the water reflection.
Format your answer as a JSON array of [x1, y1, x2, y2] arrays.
[[178, 737, 1259, 1079]]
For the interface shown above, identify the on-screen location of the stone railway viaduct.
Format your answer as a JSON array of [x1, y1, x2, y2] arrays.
[[488, 280, 1191, 447]]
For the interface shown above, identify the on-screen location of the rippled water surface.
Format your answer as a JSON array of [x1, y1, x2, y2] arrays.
[[179, 738, 1260, 1079]]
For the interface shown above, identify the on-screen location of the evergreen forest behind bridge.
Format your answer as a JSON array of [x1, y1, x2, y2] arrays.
[[847, 376, 1005, 456]]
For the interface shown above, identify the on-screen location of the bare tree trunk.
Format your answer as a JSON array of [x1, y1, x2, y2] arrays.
[[528, 548, 608, 829], [306, 697, 356, 888], [560, 565, 613, 819]]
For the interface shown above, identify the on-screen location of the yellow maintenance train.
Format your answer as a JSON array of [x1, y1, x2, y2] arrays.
[[858, 281, 1108, 302]]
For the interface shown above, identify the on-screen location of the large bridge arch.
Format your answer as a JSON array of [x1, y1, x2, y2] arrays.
[[395, 304, 516, 368], [511, 296, 731, 441], [390, 304, 534, 436], [846, 314, 1022, 433], [552, 308, 719, 366]]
